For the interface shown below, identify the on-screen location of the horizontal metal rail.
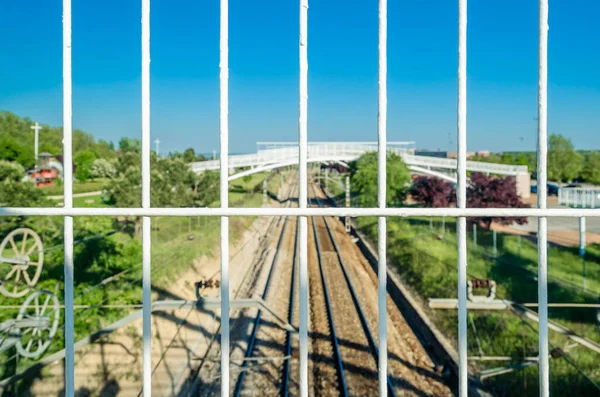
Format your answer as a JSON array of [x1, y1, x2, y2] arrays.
[[429, 299, 600, 309], [312, 188, 397, 397], [429, 299, 600, 354], [2, 207, 599, 217]]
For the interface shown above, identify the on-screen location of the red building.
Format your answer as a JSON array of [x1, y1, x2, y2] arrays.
[[26, 153, 63, 187]]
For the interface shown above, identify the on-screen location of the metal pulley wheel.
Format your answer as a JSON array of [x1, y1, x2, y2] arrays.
[[0, 228, 44, 298], [15, 290, 60, 359]]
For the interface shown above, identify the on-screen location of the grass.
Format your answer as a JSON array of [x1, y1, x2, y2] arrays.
[[355, 215, 600, 396], [72, 194, 111, 208], [41, 178, 108, 196]]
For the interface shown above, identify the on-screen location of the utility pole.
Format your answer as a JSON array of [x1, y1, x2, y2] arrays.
[[154, 138, 160, 157], [30, 122, 42, 168]]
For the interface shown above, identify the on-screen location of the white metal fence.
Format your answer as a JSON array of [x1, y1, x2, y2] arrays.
[[0, 1, 594, 397], [559, 187, 600, 209]]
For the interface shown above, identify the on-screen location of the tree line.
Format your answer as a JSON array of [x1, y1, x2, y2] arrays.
[[0, 112, 209, 182], [348, 152, 528, 229], [471, 134, 600, 185]]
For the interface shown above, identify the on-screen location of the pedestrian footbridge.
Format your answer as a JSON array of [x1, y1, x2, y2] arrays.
[[190, 142, 531, 197]]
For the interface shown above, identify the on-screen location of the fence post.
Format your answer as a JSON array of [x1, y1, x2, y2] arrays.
[[493, 229, 497, 258], [345, 175, 351, 233], [580, 217, 587, 291], [517, 235, 521, 266]]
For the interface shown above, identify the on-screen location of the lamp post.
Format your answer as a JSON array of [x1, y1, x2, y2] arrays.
[[154, 138, 160, 157]]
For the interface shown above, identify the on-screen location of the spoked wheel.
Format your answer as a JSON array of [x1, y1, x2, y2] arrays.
[[0, 228, 44, 298], [15, 290, 60, 359]]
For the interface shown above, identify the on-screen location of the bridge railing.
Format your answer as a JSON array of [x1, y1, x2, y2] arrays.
[[559, 187, 600, 208], [402, 154, 528, 175]]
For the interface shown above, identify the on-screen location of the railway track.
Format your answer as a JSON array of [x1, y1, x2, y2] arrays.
[[214, 178, 452, 397], [229, 183, 301, 396], [309, 182, 453, 397], [308, 185, 395, 396]]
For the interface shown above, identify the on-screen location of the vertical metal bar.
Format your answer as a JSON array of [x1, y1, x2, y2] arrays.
[[298, 0, 309, 394], [473, 223, 477, 246], [377, 0, 388, 395], [580, 217, 586, 290], [141, 0, 152, 395], [493, 229, 497, 258], [537, 1, 549, 395], [345, 175, 351, 233], [220, 0, 230, 394], [62, 0, 74, 394], [457, 0, 468, 396]]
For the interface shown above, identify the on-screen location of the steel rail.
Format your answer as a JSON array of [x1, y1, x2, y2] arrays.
[[233, 185, 298, 396], [312, 185, 397, 397], [309, 195, 349, 397], [282, 210, 300, 395]]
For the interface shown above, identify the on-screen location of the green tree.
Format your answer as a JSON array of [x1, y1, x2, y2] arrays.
[[0, 166, 49, 234], [548, 134, 583, 183], [350, 152, 411, 207], [0, 111, 116, 168], [118, 137, 141, 154], [93, 139, 117, 160], [90, 158, 116, 179], [74, 149, 97, 182], [0, 135, 35, 168], [581, 152, 600, 185], [0, 160, 25, 182], [183, 148, 196, 163], [196, 171, 219, 206], [106, 153, 198, 235]]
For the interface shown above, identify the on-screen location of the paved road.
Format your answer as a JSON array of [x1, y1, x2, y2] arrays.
[[512, 216, 600, 234], [517, 195, 600, 234]]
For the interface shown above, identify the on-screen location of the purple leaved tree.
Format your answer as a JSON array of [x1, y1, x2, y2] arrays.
[[410, 174, 529, 229], [467, 173, 529, 229], [410, 176, 456, 208]]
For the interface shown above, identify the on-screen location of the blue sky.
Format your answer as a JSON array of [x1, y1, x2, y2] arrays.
[[0, 0, 599, 154]]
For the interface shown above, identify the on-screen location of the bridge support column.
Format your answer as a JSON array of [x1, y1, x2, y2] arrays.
[[516, 172, 531, 199]]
